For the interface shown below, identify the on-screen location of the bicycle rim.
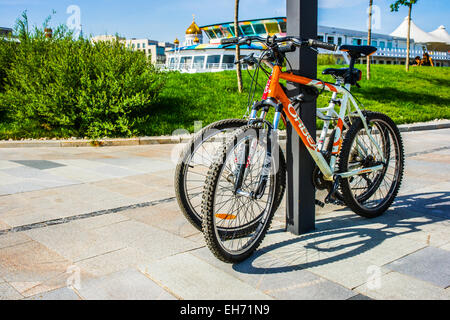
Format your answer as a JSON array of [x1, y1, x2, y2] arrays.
[[183, 123, 245, 220], [346, 118, 401, 209]]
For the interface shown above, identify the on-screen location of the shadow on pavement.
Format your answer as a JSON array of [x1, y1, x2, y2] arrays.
[[232, 191, 449, 274]]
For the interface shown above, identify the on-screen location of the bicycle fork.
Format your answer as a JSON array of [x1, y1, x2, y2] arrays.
[[234, 127, 273, 200]]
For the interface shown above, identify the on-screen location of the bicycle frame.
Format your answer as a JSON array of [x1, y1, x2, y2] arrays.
[[266, 65, 384, 181]]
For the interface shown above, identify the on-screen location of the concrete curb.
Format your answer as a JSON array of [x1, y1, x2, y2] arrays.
[[1, 120, 449, 148]]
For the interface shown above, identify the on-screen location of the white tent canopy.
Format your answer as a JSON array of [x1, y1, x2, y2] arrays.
[[390, 16, 443, 44], [429, 25, 450, 44]]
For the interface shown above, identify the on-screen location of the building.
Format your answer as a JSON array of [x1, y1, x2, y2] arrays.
[[184, 16, 203, 46], [122, 39, 174, 64], [0, 27, 13, 39], [91, 35, 175, 64], [91, 35, 125, 43], [165, 16, 450, 72]]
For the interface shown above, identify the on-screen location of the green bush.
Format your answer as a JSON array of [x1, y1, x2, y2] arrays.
[[0, 13, 166, 139]]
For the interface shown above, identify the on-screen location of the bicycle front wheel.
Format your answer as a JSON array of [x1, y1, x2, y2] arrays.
[[339, 112, 404, 218], [202, 124, 286, 263]]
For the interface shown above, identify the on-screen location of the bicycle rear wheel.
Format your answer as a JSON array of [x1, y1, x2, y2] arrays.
[[202, 124, 285, 263], [175, 119, 248, 231], [339, 112, 404, 218]]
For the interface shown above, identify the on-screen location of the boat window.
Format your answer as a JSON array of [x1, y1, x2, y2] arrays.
[[253, 24, 266, 35], [207, 55, 221, 64], [227, 27, 235, 37], [213, 28, 223, 38], [279, 21, 287, 33], [265, 22, 280, 35], [193, 56, 205, 67], [240, 24, 255, 36], [222, 55, 235, 64], [205, 30, 216, 39]]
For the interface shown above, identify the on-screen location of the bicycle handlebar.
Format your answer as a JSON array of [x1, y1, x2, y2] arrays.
[[220, 37, 240, 45], [306, 39, 338, 51], [220, 36, 338, 52]]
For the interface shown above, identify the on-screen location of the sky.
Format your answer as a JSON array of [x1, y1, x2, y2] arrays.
[[0, 0, 449, 42]]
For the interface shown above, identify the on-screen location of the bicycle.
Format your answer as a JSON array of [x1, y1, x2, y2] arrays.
[[175, 43, 347, 233], [201, 35, 405, 263], [174, 52, 289, 232]]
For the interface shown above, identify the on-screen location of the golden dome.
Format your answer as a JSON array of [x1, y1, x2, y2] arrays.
[[174, 38, 180, 45], [186, 16, 201, 35]]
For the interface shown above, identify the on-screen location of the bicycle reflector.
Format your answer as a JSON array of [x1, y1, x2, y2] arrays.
[[215, 214, 237, 220]]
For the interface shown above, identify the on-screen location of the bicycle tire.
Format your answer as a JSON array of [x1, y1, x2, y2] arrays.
[[175, 119, 248, 231], [202, 124, 286, 263], [338, 112, 404, 218]]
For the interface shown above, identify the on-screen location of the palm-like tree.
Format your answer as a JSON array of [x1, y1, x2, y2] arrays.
[[234, 0, 243, 93], [391, 0, 419, 72]]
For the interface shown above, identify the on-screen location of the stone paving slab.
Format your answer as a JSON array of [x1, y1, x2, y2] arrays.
[[0, 240, 73, 297], [75, 247, 154, 278], [384, 247, 450, 288], [0, 232, 32, 250], [0, 282, 23, 300], [93, 219, 201, 260], [75, 269, 176, 300], [191, 247, 356, 300], [12, 160, 66, 170], [141, 252, 273, 300], [308, 257, 391, 290], [122, 204, 200, 238], [25, 287, 80, 300], [71, 213, 130, 230], [355, 271, 450, 300], [24, 222, 126, 262]]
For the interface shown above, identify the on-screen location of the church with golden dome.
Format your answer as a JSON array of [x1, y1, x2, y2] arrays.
[[184, 16, 203, 46]]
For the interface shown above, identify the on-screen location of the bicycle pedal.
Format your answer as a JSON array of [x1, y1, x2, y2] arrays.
[[325, 176, 341, 204], [324, 194, 335, 204], [315, 199, 325, 208], [330, 199, 344, 206]]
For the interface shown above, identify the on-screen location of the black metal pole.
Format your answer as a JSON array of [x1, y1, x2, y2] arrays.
[[285, 0, 317, 235]]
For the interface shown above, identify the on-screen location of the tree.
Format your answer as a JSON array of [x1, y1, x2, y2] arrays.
[[391, 0, 418, 72], [367, 0, 373, 80], [234, 0, 243, 93]]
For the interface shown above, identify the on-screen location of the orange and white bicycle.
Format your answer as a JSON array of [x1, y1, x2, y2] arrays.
[[201, 36, 405, 263]]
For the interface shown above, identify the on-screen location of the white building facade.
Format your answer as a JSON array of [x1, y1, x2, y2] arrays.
[[91, 35, 174, 64]]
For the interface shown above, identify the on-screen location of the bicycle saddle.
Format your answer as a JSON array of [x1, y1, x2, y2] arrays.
[[339, 45, 377, 58]]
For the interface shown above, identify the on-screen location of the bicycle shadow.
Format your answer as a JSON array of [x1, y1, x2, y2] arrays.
[[232, 191, 449, 275]]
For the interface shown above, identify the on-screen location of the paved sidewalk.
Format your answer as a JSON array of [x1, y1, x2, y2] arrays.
[[0, 129, 449, 300]]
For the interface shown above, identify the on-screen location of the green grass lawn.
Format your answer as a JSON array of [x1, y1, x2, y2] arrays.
[[136, 64, 450, 136], [1, 64, 449, 138]]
